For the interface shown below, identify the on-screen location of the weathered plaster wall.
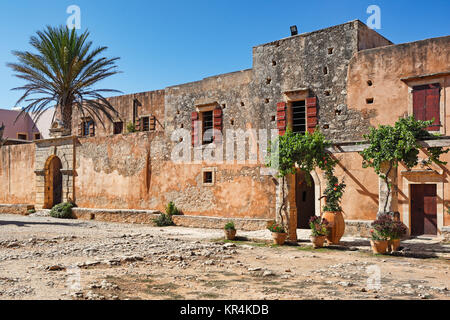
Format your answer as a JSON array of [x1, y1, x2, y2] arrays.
[[347, 35, 450, 134], [71, 90, 165, 137], [74, 132, 276, 219], [0, 144, 35, 204]]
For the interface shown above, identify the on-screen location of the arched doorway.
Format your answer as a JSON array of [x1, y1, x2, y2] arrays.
[[296, 170, 316, 228], [44, 155, 62, 209]]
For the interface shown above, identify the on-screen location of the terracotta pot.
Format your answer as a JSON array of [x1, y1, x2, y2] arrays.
[[310, 235, 326, 248], [370, 240, 388, 254], [224, 229, 236, 240], [322, 211, 345, 244], [388, 239, 401, 252], [271, 232, 287, 245]]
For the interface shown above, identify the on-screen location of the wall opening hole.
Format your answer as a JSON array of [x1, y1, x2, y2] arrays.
[[272, 60, 277, 66], [90, 213, 95, 220], [180, 124, 184, 128], [366, 98, 374, 104], [323, 67, 328, 75], [203, 171, 213, 184], [266, 78, 271, 85], [324, 90, 330, 96], [328, 48, 334, 54], [271, 115, 276, 122], [240, 101, 245, 107], [265, 98, 270, 104], [222, 104, 226, 109], [335, 109, 342, 115], [367, 80, 373, 86], [230, 119, 234, 125], [323, 124, 329, 129]]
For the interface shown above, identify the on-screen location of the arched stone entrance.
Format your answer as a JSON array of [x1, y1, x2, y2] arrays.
[[44, 155, 63, 209], [34, 137, 75, 210], [295, 170, 316, 229]]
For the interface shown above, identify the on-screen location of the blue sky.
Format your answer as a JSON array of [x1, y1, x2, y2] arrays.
[[0, 0, 449, 109]]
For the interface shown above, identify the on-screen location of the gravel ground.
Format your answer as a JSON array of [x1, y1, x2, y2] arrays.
[[0, 213, 449, 300]]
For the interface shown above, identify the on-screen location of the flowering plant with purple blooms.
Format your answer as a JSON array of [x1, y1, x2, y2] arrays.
[[309, 216, 330, 237], [390, 220, 407, 239], [267, 222, 286, 233]]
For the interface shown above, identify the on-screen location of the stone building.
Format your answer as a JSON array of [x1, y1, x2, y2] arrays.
[[1, 20, 449, 240]]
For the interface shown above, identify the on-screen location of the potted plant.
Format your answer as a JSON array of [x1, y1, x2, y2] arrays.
[[369, 214, 391, 254], [268, 222, 287, 245], [321, 169, 346, 244], [388, 219, 407, 252], [224, 221, 237, 240], [309, 216, 329, 248]]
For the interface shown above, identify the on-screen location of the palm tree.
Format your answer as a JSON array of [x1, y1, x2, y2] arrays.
[[7, 25, 121, 135]]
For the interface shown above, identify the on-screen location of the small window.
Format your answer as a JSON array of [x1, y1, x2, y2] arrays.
[[203, 171, 213, 184], [33, 133, 41, 140], [202, 111, 214, 145], [142, 116, 150, 132], [291, 100, 306, 134], [17, 133, 27, 140], [83, 119, 94, 136], [113, 121, 123, 134]]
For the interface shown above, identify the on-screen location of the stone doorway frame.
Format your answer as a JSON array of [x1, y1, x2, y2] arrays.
[[276, 169, 321, 241], [34, 136, 76, 210], [401, 170, 445, 237]]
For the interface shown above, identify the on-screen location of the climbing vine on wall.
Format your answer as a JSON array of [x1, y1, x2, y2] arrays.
[[360, 116, 449, 213], [267, 129, 345, 227]]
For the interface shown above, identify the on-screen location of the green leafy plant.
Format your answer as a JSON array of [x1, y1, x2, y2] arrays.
[[153, 213, 174, 227], [27, 208, 36, 214], [49, 202, 74, 219], [322, 169, 346, 212], [224, 222, 235, 230], [127, 122, 137, 133], [166, 201, 181, 216], [309, 216, 329, 237], [266, 128, 344, 229], [267, 222, 286, 233], [360, 116, 448, 213]]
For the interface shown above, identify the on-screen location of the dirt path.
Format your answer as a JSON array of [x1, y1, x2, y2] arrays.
[[0, 214, 449, 300]]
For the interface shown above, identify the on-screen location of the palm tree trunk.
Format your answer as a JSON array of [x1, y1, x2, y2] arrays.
[[61, 105, 73, 136]]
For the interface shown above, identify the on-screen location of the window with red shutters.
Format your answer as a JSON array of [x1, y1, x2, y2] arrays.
[[276, 102, 287, 136], [212, 107, 222, 143], [306, 97, 318, 133], [191, 111, 199, 146], [413, 83, 441, 131]]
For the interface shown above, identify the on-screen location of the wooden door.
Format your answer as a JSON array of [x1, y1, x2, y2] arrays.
[[296, 171, 315, 229], [410, 184, 437, 236]]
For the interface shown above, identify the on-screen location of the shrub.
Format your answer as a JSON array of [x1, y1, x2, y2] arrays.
[[224, 222, 235, 230], [390, 219, 407, 240], [370, 214, 393, 240], [166, 201, 181, 216], [267, 222, 286, 233], [126, 122, 137, 133], [153, 213, 174, 227], [309, 216, 329, 236], [49, 202, 74, 219]]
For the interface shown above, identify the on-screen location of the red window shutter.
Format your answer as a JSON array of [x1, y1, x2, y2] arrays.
[[306, 97, 318, 133], [276, 102, 286, 136], [413, 84, 441, 131], [213, 107, 222, 143], [89, 123, 95, 137], [425, 87, 440, 131], [191, 112, 199, 146], [135, 118, 141, 131], [413, 89, 426, 121], [149, 116, 156, 131]]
